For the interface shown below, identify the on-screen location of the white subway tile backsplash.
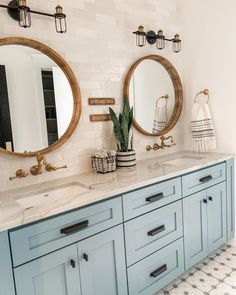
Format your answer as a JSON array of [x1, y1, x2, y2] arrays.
[[0, 0, 183, 192]]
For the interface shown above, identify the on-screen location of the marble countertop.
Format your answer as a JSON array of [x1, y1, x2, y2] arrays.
[[0, 151, 234, 232]]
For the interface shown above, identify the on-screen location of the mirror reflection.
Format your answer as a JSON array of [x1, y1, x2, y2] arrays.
[[129, 59, 175, 134], [0, 45, 73, 153]]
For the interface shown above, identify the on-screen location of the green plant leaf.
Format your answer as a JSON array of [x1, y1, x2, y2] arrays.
[[109, 107, 124, 150], [128, 106, 133, 132]]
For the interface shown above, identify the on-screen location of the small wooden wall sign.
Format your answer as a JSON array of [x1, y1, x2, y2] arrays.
[[90, 114, 111, 122], [88, 98, 115, 105]]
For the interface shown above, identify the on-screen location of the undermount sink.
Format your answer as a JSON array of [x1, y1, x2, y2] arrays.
[[13, 182, 89, 209], [161, 155, 206, 166]]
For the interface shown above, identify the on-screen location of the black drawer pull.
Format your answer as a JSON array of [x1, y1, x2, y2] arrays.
[[60, 220, 89, 235], [203, 199, 208, 204], [146, 193, 164, 203], [208, 196, 213, 201], [199, 175, 213, 183], [148, 225, 165, 237], [150, 264, 167, 278]]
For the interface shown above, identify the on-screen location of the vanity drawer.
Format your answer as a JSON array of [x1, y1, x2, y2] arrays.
[[182, 163, 226, 197], [124, 200, 183, 266], [127, 238, 184, 295], [122, 177, 181, 220], [10, 197, 122, 267]]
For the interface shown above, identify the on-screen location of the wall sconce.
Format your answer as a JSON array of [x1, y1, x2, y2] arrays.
[[133, 25, 181, 53], [0, 0, 67, 33]]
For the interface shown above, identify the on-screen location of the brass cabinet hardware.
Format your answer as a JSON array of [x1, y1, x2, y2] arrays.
[[146, 135, 176, 151], [45, 164, 67, 172], [9, 169, 28, 181]]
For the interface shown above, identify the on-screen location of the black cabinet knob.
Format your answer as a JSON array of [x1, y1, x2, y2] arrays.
[[83, 253, 89, 262], [203, 199, 208, 204], [70, 259, 76, 268]]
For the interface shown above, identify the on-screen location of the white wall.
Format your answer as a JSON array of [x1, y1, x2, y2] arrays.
[[0, 0, 183, 192], [180, 0, 236, 154], [53, 66, 73, 137], [0, 46, 46, 152]]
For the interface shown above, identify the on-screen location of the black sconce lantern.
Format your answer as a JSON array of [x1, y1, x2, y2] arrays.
[[133, 25, 181, 53], [54, 5, 67, 34], [0, 0, 67, 33]]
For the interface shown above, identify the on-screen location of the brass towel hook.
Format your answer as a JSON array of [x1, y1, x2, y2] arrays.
[[155, 94, 169, 107], [194, 89, 209, 103]]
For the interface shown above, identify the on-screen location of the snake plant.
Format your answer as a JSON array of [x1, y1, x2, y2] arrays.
[[109, 97, 134, 152]]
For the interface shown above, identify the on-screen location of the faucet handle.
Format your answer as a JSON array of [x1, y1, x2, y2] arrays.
[[9, 169, 29, 181], [55, 165, 67, 171], [45, 164, 67, 172]]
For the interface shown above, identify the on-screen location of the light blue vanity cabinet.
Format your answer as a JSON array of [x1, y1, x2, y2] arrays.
[[183, 182, 227, 269], [207, 183, 227, 252], [226, 159, 235, 240], [10, 197, 123, 267], [182, 190, 208, 269], [14, 225, 127, 295], [124, 200, 183, 266], [123, 178, 185, 295], [1, 158, 235, 295], [78, 225, 128, 295], [0, 232, 15, 295], [183, 163, 228, 270], [127, 238, 184, 295], [14, 244, 82, 295]]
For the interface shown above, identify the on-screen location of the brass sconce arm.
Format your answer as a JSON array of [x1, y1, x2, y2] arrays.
[[146, 135, 176, 152], [9, 169, 28, 180]]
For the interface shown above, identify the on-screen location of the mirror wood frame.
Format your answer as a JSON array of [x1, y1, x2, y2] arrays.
[[123, 55, 183, 136], [0, 37, 81, 157]]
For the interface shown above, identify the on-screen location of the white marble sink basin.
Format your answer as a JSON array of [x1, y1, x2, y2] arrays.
[[13, 182, 89, 209], [161, 155, 206, 166]]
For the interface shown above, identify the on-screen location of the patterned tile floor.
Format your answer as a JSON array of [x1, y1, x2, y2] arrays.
[[156, 240, 236, 295]]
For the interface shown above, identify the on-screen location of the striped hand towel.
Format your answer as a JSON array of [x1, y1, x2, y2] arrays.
[[152, 105, 167, 133], [190, 102, 216, 153]]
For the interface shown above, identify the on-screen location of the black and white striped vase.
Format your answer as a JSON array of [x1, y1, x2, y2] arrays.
[[116, 150, 136, 169]]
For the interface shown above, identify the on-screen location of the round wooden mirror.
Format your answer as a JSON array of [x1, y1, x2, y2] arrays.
[[0, 37, 81, 157], [124, 55, 183, 136]]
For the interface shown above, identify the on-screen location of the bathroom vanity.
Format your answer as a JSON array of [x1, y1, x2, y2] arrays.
[[0, 152, 234, 295]]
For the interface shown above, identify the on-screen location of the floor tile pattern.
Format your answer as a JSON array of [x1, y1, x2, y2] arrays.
[[155, 240, 236, 295]]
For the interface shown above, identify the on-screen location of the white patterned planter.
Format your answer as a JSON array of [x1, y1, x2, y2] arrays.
[[116, 150, 136, 168]]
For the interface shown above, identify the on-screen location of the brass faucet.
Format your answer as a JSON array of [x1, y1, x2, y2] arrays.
[[146, 135, 176, 151], [30, 153, 67, 176], [30, 154, 47, 176], [9, 169, 29, 181]]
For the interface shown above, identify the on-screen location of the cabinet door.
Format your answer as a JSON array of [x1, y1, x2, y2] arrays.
[[14, 244, 81, 295], [78, 225, 128, 295], [183, 191, 208, 270], [226, 159, 235, 241], [207, 182, 227, 253], [0, 232, 15, 295]]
